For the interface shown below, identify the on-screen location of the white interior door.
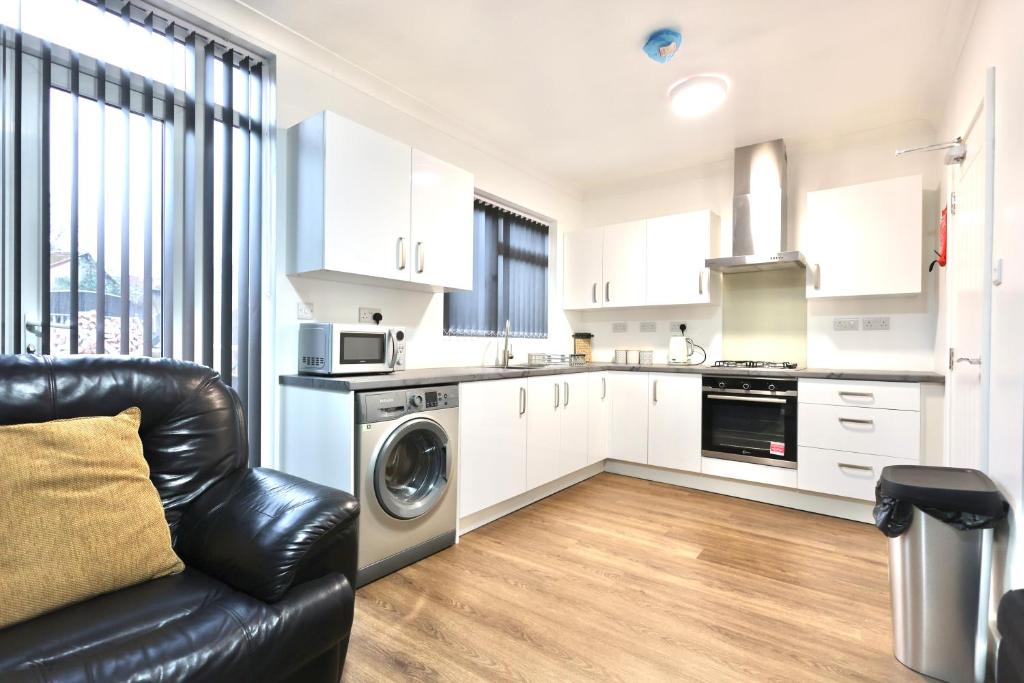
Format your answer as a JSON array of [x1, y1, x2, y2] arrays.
[[945, 70, 995, 471]]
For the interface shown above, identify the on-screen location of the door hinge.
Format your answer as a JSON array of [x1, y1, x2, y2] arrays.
[[950, 191, 957, 215]]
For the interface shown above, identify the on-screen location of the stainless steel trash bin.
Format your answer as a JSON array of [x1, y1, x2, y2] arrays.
[[875, 465, 1007, 683], [889, 506, 993, 683]]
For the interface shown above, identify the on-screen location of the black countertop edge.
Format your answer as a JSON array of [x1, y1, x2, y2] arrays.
[[279, 364, 946, 393]]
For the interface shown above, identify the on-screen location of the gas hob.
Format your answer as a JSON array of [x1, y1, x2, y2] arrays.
[[712, 360, 800, 370]]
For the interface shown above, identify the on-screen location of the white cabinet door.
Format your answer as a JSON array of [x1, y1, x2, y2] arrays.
[[588, 372, 610, 464], [563, 228, 604, 309], [322, 112, 412, 280], [459, 379, 528, 517], [647, 373, 702, 472], [526, 377, 563, 489], [607, 372, 648, 463], [410, 149, 474, 290], [558, 374, 589, 477], [804, 175, 923, 298], [601, 221, 647, 308], [646, 211, 719, 306]]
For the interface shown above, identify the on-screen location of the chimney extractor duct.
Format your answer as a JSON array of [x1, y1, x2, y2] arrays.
[[706, 139, 807, 273]]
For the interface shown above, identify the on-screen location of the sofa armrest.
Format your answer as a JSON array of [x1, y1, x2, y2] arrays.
[[175, 467, 359, 603]]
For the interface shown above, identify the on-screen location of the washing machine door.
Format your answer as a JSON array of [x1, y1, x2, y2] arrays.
[[373, 417, 452, 520]]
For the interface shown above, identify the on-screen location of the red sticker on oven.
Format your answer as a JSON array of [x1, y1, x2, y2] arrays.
[[769, 442, 785, 457]]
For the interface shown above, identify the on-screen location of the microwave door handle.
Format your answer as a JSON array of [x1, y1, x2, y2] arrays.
[[387, 329, 397, 369]]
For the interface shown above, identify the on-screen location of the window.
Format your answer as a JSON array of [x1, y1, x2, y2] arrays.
[[443, 197, 549, 338], [0, 0, 269, 462]]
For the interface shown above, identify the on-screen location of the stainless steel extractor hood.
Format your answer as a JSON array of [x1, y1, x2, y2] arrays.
[[706, 139, 807, 273]]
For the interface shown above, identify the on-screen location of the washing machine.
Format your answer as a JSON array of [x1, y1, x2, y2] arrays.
[[354, 384, 458, 587]]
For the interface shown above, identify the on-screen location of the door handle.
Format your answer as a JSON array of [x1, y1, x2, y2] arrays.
[[812, 263, 821, 290], [652, 380, 658, 404], [956, 357, 982, 366], [397, 237, 407, 270], [519, 386, 526, 415], [838, 463, 873, 474], [554, 382, 560, 409], [605, 282, 610, 302], [387, 329, 398, 369], [838, 391, 874, 400], [25, 321, 45, 336], [601, 376, 606, 399], [416, 241, 425, 273], [592, 283, 597, 304], [838, 417, 874, 426], [563, 381, 569, 407], [698, 271, 704, 295]]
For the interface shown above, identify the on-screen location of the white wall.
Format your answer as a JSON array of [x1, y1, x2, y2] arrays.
[[578, 120, 943, 370], [166, 0, 584, 467], [940, 0, 1024, 596]]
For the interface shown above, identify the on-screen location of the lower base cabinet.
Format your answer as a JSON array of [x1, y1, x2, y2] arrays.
[[648, 373, 702, 472], [459, 378, 527, 517], [607, 373, 649, 464], [588, 373, 609, 464], [526, 374, 589, 489]]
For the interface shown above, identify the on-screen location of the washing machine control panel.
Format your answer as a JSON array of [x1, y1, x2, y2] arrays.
[[357, 384, 459, 424]]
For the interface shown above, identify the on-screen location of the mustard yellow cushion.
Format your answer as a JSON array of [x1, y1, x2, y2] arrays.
[[0, 407, 184, 629]]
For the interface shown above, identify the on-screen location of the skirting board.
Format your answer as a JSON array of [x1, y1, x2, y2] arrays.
[[605, 460, 875, 523], [458, 463, 605, 535]]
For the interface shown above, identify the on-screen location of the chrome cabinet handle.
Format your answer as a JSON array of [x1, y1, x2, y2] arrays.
[[698, 271, 704, 295], [707, 394, 786, 404], [652, 380, 658, 404], [838, 417, 874, 426], [519, 386, 526, 415], [416, 241, 425, 273], [563, 381, 569, 407], [592, 283, 597, 304], [397, 237, 407, 270], [956, 357, 982, 366], [812, 263, 821, 290], [838, 463, 873, 473], [554, 382, 560, 409], [838, 391, 874, 400], [601, 376, 606, 399], [605, 282, 610, 302]]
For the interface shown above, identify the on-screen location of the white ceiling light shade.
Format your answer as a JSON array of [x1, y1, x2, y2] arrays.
[[668, 75, 730, 118]]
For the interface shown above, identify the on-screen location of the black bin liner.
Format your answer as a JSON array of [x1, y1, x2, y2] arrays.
[[874, 465, 1007, 538]]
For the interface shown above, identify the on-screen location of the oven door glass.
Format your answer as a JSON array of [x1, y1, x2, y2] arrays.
[[702, 394, 796, 465], [338, 332, 387, 365]]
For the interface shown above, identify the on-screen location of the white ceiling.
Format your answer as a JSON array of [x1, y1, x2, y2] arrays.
[[247, 0, 975, 192]]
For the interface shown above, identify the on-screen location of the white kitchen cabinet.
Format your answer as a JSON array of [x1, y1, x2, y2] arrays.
[[288, 111, 474, 291], [587, 372, 610, 464], [410, 149, 474, 290], [459, 378, 528, 517], [646, 211, 720, 306], [804, 175, 923, 298], [606, 372, 648, 463], [563, 228, 604, 309], [526, 377, 564, 489], [601, 221, 647, 308], [290, 111, 412, 281], [647, 373, 702, 472], [559, 374, 589, 477]]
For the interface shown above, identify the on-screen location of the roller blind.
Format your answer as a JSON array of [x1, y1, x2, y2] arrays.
[[0, 0, 269, 463], [443, 198, 549, 338]]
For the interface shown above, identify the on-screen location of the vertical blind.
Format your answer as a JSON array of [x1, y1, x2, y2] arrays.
[[0, 0, 268, 463], [444, 198, 549, 338]]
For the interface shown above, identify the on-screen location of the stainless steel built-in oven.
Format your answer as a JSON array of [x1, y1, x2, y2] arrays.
[[701, 376, 798, 469]]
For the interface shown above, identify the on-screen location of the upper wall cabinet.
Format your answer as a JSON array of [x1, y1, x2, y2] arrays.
[[288, 111, 474, 291], [803, 175, 923, 298], [562, 210, 719, 310]]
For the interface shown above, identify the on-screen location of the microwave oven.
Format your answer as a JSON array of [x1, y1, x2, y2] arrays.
[[298, 322, 406, 375]]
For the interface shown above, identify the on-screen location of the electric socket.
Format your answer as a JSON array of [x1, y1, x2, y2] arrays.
[[669, 321, 687, 335], [833, 317, 859, 332], [359, 307, 382, 324], [611, 322, 628, 333], [862, 316, 891, 331], [639, 321, 657, 333], [296, 301, 314, 321]]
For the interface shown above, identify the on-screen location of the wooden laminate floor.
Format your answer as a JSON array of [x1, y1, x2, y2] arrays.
[[344, 473, 922, 682]]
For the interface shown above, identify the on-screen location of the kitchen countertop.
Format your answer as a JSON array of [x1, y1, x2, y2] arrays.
[[279, 364, 945, 392]]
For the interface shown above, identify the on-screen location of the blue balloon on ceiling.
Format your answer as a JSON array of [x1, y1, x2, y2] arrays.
[[643, 28, 683, 63]]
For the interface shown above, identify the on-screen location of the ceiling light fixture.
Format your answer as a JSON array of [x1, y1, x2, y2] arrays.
[[668, 75, 730, 118]]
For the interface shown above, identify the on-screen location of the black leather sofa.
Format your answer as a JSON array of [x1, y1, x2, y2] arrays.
[[0, 355, 359, 683], [999, 589, 1024, 682]]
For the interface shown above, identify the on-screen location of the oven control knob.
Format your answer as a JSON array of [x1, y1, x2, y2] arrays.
[[409, 394, 424, 408], [742, 383, 751, 390], [768, 383, 776, 392], [718, 381, 727, 389]]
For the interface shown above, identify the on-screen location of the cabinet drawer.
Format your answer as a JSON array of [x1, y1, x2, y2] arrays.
[[798, 379, 920, 411], [798, 403, 921, 460], [798, 447, 913, 501]]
